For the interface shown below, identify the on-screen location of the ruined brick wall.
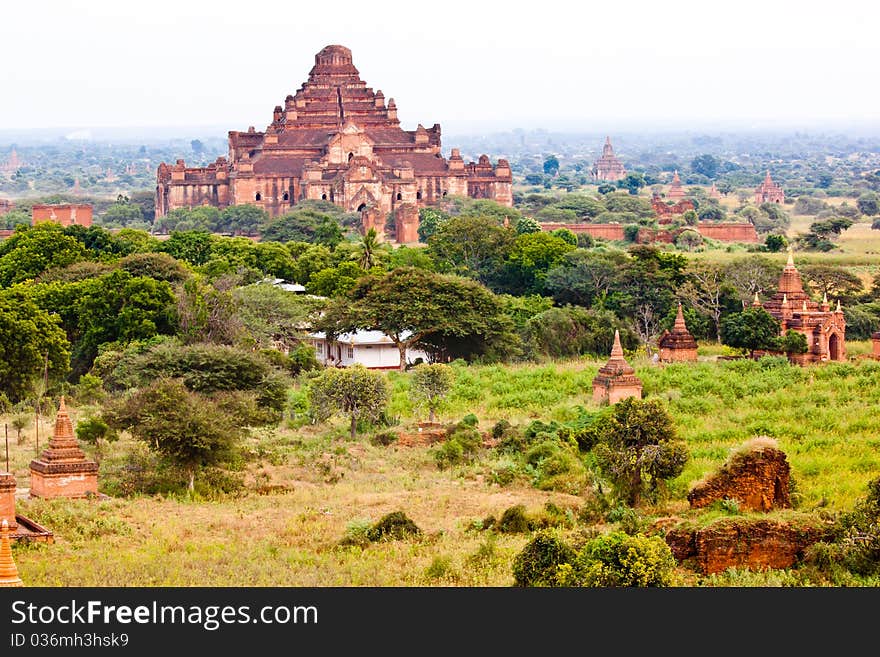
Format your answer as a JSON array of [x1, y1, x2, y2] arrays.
[[539, 223, 625, 240], [697, 222, 758, 243], [665, 518, 831, 574], [0, 474, 16, 530], [688, 445, 791, 512], [32, 204, 93, 228], [28, 471, 98, 499]]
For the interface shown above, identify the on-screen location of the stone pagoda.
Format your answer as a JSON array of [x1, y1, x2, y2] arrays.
[[708, 182, 721, 199], [592, 330, 643, 404], [755, 171, 784, 204], [29, 398, 98, 499], [0, 519, 23, 587], [591, 136, 626, 182], [667, 170, 685, 198], [754, 248, 846, 363], [658, 302, 698, 362]]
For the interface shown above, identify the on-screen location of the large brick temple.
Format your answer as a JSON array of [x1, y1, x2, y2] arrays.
[[156, 45, 513, 242], [754, 248, 846, 363]]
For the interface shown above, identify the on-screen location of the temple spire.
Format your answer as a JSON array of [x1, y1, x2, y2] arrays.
[[674, 302, 687, 331], [0, 519, 23, 587], [786, 246, 794, 267], [836, 299, 842, 312], [753, 291, 761, 306], [611, 329, 624, 359]]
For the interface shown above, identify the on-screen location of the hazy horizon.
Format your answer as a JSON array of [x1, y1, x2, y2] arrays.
[[2, 0, 878, 136]]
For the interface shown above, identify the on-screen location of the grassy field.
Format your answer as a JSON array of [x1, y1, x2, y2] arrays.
[[6, 343, 880, 587]]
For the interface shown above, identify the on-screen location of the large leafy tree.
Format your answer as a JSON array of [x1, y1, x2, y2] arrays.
[[593, 397, 689, 507], [719, 306, 781, 356], [0, 290, 71, 402], [106, 377, 245, 491], [0, 224, 89, 287], [28, 270, 176, 376], [427, 215, 516, 285], [317, 267, 518, 370], [308, 364, 390, 440], [500, 231, 576, 295]]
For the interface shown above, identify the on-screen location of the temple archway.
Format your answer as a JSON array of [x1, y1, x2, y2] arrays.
[[829, 333, 842, 361], [357, 203, 367, 212]]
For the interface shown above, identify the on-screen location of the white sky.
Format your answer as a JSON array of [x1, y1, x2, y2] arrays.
[[2, 0, 878, 134]]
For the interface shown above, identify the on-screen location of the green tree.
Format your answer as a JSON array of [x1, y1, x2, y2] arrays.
[[106, 377, 245, 491], [159, 230, 214, 266], [75, 415, 118, 465], [691, 154, 719, 179], [719, 306, 781, 356], [515, 216, 542, 235], [417, 207, 449, 243], [501, 232, 576, 295], [764, 234, 787, 252], [779, 329, 808, 356], [318, 267, 517, 370], [427, 215, 515, 285], [308, 364, 390, 440], [0, 224, 89, 287], [593, 397, 689, 507], [357, 228, 380, 270], [409, 363, 455, 422], [801, 264, 863, 305], [617, 172, 646, 196], [543, 155, 560, 177], [857, 192, 880, 217], [0, 290, 71, 402], [219, 204, 269, 236]]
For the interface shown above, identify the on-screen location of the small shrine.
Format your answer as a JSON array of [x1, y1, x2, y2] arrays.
[[592, 330, 643, 404], [29, 398, 99, 499], [658, 302, 698, 362]]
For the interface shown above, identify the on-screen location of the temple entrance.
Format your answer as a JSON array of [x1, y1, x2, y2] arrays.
[[829, 333, 841, 361], [357, 203, 367, 212]]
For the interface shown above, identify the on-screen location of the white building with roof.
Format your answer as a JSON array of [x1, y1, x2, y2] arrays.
[[309, 330, 429, 370]]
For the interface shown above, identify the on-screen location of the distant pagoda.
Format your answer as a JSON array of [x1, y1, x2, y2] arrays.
[[658, 302, 698, 362], [667, 170, 685, 198], [29, 398, 98, 499], [755, 171, 784, 204], [592, 330, 643, 404], [708, 182, 721, 199], [591, 136, 626, 182]]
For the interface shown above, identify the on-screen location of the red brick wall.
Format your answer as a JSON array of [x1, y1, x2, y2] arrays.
[[697, 222, 758, 243], [32, 204, 93, 227], [539, 223, 625, 240]]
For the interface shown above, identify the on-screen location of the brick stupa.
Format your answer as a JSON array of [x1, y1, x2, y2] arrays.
[[592, 330, 643, 404], [29, 398, 98, 499], [658, 302, 698, 362], [0, 472, 15, 531], [667, 170, 685, 198], [0, 519, 23, 587]]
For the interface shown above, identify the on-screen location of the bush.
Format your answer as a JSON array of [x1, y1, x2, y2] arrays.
[[512, 530, 576, 587], [365, 511, 422, 542], [460, 413, 479, 427], [370, 430, 399, 447], [555, 532, 676, 587], [491, 419, 512, 441], [496, 505, 532, 534]]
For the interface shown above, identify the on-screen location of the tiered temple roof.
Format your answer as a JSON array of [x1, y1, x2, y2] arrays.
[[29, 397, 98, 499], [667, 170, 685, 198], [591, 136, 626, 182], [755, 171, 784, 204], [592, 330, 643, 403], [658, 302, 698, 362]]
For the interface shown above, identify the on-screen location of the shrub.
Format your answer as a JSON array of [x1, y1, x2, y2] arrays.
[[556, 532, 676, 587], [491, 419, 512, 440], [365, 511, 422, 542], [512, 530, 576, 587], [460, 413, 479, 427], [433, 439, 465, 470], [370, 430, 399, 447], [496, 505, 531, 534]]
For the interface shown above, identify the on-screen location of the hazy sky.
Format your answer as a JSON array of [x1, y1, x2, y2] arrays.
[[3, 0, 879, 135]]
